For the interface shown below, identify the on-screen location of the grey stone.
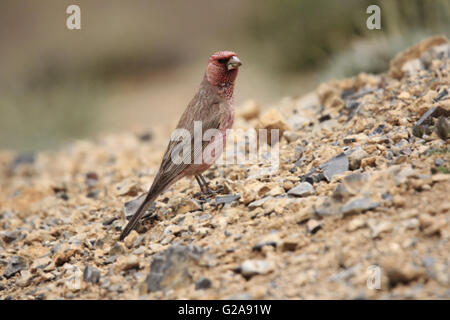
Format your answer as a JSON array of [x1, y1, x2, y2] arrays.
[[83, 265, 101, 284], [4, 256, 28, 279], [216, 194, 240, 206], [235, 260, 272, 278], [146, 245, 203, 292], [319, 153, 349, 181], [341, 197, 379, 215], [288, 182, 315, 197], [195, 277, 212, 290], [248, 196, 273, 209]]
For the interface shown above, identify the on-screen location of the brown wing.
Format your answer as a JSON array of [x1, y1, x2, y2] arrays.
[[150, 87, 228, 194]]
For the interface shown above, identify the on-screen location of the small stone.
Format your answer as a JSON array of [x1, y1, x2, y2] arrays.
[[319, 153, 349, 182], [341, 197, 379, 215], [195, 277, 212, 290], [434, 158, 445, 166], [1, 231, 21, 243], [30, 256, 52, 271], [146, 245, 203, 292], [347, 218, 367, 232], [4, 256, 28, 279], [436, 116, 449, 140], [306, 219, 321, 234], [252, 233, 280, 251], [256, 108, 292, 145], [398, 91, 411, 100], [237, 100, 260, 120], [369, 220, 393, 238], [283, 130, 300, 143], [115, 179, 140, 197], [383, 259, 426, 287], [216, 194, 240, 206], [348, 147, 369, 170], [248, 196, 273, 209], [16, 270, 33, 287], [109, 243, 126, 256], [83, 265, 101, 284], [114, 255, 140, 273], [401, 58, 424, 75], [287, 182, 315, 197], [124, 230, 139, 249], [236, 260, 273, 278], [178, 199, 202, 214]]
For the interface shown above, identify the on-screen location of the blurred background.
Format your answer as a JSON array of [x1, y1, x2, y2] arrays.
[[0, 0, 448, 151]]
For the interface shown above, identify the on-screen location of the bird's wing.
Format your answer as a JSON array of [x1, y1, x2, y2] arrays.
[[150, 97, 228, 192]]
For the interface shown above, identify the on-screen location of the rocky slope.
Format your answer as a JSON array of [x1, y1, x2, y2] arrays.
[[0, 36, 449, 299]]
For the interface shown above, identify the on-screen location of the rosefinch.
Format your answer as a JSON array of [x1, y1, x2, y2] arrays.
[[120, 51, 242, 240]]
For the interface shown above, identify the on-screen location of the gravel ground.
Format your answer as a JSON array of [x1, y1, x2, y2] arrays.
[[0, 36, 449, 300]]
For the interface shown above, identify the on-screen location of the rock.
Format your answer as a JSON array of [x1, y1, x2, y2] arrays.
[[436, 116, 449, 140], [4, 256, 28, 279], [319, 153, 349, 182], [347, 218, 367, 232], [115, 179, 140, 197], [389, 35, 448, 79], [401, 58, 424, 75], [434, 158, 445, 166], [306, 219, 321, 234], [138, 131, 153, 142], [195, 277, 212, 290], [252, 233, 280, 251], [348, 147, 369, 170], [178, 199, 202, 214], [237, 100, 260, 120], [16, 270, 33, 287], [341, 197, 379, 215], [256, 108, 292, 145], [146, 245, 203, 292], [30, 256, 52, 271], [236, 260, 273, 278], [1, 231, 21, 243], [283, 130, 300, 143], [288, 182, 315, 197], [248, 196, 273, 209], [328, 264, 362, 282], [124, 230, 139, 249], [415, 106, 450, 127], [383, 259, 426, 287], [83, 265, 101, 284], [109, 243, 126, 256], [369, 220, 393, 238], [216, 194, 240, 206], [114, 255, 140, 273]]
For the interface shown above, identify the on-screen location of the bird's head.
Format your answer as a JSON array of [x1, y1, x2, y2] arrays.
[[206, 51, 242, 87]]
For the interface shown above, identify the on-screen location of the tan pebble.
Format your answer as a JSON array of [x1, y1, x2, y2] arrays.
[[124, 230, 139, 249], [237, 100, 260, 120], [398, 91, 411, 99], [114, 255, 140, 273], [347, 218, 367, 232]]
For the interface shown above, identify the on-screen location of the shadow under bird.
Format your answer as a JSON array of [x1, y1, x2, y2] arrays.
[[119, 51, 242, 240]]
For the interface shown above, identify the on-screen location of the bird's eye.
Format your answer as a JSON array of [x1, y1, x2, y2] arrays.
[[217, 58, 228, 64]]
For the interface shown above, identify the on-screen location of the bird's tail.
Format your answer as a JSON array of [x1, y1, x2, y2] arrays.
[[119, 187, 161, 241]]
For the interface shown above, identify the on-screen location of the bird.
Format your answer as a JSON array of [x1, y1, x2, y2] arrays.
[[119, 51, 242, 240]]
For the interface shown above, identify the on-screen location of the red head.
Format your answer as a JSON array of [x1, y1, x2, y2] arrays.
[[206, 51, 242, 88]]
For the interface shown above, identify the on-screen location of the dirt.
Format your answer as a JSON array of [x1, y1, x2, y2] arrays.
[[0, 36, 449, 300]]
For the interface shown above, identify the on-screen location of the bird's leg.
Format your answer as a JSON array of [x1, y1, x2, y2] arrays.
[[195, 175, 206, 193], [199, 174, 216, 195]]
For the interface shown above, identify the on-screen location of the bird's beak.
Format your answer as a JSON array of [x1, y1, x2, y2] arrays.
[[227, 56, 242, 70]]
